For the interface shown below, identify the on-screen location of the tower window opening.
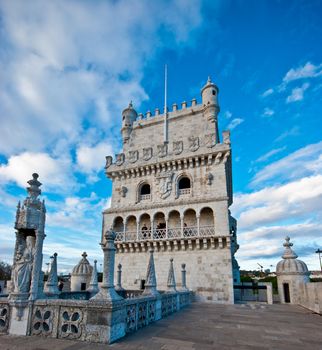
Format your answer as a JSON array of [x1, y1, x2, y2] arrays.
[[178, 177, 191, 195], [212, 90, 216, 96], [140, 183, 151, 200]]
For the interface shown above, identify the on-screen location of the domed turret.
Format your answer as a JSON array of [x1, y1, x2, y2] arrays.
[[201, 76, 220, 142], [70, 252, 93, 291], [276, 237, 310, 304], [121, 101, 137, 144]]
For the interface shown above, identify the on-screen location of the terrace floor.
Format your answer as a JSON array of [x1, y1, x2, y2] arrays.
[[1, 303, 322, 349]]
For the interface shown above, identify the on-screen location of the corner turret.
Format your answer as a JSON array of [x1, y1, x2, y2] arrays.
[[121, 101, 137, 144], [201, 77, 220, 142]]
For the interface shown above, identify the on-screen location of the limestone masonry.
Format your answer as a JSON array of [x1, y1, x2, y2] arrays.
[[103, 77, 240, 303]]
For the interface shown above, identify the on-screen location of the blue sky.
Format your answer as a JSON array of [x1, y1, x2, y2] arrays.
[[0, 0, 321, 273]]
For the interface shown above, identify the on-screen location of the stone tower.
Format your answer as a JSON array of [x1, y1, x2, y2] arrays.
[[10, 173, 46, 301], [103, 77, 239, 303]]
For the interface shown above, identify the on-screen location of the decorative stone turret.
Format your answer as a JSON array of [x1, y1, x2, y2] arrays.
[[276, 236, 310, 304], [10, 173, 46, 301], [143, 249, 159, 296], [44, 253, 59, 297], [121, 101, 137, 145], [201, 76, 220, 142], [87, 259, 99, 294], [91, 230, 122, 302], [167, 258, 176, 292], [71, 252, 93, 292]]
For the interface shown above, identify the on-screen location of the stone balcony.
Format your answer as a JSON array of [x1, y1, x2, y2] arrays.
[[114, 225, 231, 253]]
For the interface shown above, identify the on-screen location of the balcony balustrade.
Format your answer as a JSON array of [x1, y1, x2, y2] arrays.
[[114, 225, 215, 242], [178, 188, 191, 195], [140, 194, 151, 200]]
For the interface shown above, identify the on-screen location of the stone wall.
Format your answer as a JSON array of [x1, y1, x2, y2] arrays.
[[298, 282, 322, 314], [115, 248, 234, 304]]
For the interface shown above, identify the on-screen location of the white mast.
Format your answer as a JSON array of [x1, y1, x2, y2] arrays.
[[163, 64, 168, 144]]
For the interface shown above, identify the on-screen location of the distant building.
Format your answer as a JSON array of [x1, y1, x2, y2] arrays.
[[103, 77, 239, 303]]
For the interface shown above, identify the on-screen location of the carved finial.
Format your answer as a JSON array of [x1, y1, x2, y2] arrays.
[[82, 252, 87, 259], [44, 252, 59, 296], [118, 263, 122, 270], [282, 236, 298, 259], [129, 100, 133, 108], [17, 201, 21, 209], [143, 248, 159, 295], [26, 173, 42, 199], [207, 76, 211, 84], [87, 259, 99, 294], [167, 258, 176, 291]]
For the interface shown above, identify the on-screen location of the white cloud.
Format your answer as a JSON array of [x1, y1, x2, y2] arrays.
[[275, 126, 300, 142], [251, 141, 322, 186], [0, 0, 203, 156], [262, 107, 275, 117], [76, 141, 114, 175], [224, 110, 232, 119], [283, 62, 322, 84], [0, 152, 75, 192], [227, 118, 244, 130], [286, 82, 310, 103], [261, 88, 274, 97], [255, 146, 286, 163]]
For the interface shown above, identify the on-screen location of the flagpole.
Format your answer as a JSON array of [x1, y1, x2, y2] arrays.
[[164, 64, 168, 144]]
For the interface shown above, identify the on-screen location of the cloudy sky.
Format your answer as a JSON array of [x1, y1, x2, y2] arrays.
[[0, 0, 321, 273]]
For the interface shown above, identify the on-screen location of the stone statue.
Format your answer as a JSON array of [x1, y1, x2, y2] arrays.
[[12, 236, 34, 294]]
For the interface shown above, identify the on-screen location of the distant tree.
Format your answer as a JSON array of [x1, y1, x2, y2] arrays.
[[0, 261, 12, 280]]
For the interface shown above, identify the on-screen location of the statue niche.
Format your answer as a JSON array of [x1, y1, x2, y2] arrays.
[[12, 234, 35, 294]]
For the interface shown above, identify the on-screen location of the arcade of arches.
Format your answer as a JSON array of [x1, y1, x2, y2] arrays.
[[112, 207, 215, 241]]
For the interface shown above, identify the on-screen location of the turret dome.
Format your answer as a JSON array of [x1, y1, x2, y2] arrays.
[[72, 252, 93, 276], [122, 101, 137, 125], [276, 237, 309, 275]]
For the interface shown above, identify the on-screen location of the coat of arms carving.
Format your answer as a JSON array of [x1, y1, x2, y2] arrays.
[[105, 156, 113, 169], [143, 147, 153, 161], [128, 150, 138, 163], [157, 144, 168, 158], [173, 141, 183, 155], [115, 153, 125, 166], [205, 133, 217, 148], [188, 136, 199, 152], [155, 171, 173, 199]]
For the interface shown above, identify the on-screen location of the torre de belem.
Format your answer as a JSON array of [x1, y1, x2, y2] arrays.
[[104, 77, 240, 303]]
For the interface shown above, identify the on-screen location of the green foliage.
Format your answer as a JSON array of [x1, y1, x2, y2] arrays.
[[0, 261, 12, 280]]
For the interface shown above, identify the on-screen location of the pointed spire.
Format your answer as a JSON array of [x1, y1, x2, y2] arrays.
[[87, 259, 99, 294], [143, 249, 159, 296], [44, 253, 59, 296], [207, 76, 211, 84], [115, 263, 124, 291], [167, 258, 176, 292], [282, 236, 298, 259]]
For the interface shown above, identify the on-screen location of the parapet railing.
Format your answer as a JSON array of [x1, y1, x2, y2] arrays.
[[114, 225, 215, 242]]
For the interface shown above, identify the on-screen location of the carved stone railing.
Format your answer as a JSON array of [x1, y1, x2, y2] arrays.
[[0, 302, 10, 334], [179, 188, 191, 195], [115, 225, 215, 243], [140, 194, 151, 201]]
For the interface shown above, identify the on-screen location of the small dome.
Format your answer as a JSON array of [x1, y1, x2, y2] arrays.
[[72, 252, 93, 276], [276, 237, 309, 275]]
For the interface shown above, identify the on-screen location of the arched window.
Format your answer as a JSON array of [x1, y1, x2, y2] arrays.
[[178, 177, 191, 195], [139, 183, 151, 200]]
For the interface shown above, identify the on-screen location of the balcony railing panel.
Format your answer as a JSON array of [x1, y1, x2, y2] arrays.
[[114, 225, 216, 243], [140, 194, 151, 200], [179, 188, 191, 195]]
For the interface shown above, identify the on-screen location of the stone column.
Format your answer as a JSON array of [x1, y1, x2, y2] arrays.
[[91, 230, 122, 301], [123, 219, 126, 241], [136, 222, 140, 240], [115, 263, 124, 291], [29, 227, 46, 300], [150, 219, 154, 239], [181, 263, 188, 291], [165, 219, 169, 239], [180, 216, 184, 238], [197, 215, 200, 237]]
